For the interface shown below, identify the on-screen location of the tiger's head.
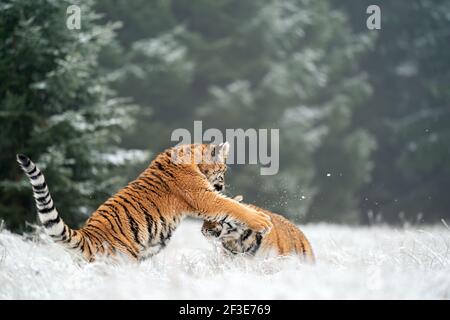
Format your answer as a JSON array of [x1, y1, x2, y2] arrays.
[[165, 142, 230, 192], [201, 220, 225, 238], [201, 195, 244, 239], [201, 219, 245, 241], [197, 142, 229, 193]]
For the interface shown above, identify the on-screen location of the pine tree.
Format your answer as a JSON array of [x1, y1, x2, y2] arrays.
[[0, 0, 135, 232], [338, 0, 450, 223]]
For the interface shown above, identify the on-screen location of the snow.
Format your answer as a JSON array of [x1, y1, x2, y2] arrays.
[[0, 221, 449, 299]]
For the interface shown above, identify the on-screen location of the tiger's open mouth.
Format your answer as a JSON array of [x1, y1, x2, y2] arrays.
[[214, 184, 224, 192]]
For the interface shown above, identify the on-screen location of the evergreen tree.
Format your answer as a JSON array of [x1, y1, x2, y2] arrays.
[[337, 0, 450, 223], [0, 0, 135, 231]]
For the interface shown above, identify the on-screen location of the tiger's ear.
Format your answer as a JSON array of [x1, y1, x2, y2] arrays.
[[214, 141, 230, 162]]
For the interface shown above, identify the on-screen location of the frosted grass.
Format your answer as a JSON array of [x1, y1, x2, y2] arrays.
[[0, 220, 449, 299]]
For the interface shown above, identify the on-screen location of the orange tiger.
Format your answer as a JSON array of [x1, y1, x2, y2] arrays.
[[17, 143, 272, 262], [202, 195, 314, 262]]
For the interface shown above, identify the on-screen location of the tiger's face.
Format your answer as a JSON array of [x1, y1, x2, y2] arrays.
[[201, 195, 245, 239], [197, 142, 229, 193], [201, 219, 243, 240], [200, 166, 227, 192], [201, 220, 224, 238], [170, 142, 230, 192]]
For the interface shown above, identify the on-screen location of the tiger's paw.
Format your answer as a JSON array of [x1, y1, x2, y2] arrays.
[[242, 208, 273, 235]]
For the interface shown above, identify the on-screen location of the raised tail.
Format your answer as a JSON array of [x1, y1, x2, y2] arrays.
[[16, 154, 72, 242]]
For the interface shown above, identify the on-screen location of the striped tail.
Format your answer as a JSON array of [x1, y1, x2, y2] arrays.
[[16, 154, 71, 242]]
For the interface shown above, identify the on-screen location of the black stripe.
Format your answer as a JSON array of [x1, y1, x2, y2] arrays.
[[59, 226, 68, 241], [166, 227, 173, 241], [79, 236, 89, 256], [163, 169, 175, 179], [138, 177, 163, 197], [241, 229, 253, 242], [113, 198, 142, 248], [126, 186, 162, 219], [20, 157, 31, 167], [155, 161, 164, 171], [117, 195, 139, 215], [50, 225, 66, 240], [118, 187, 165, 245], [43, 216, 60, 228], [33, 189, 47, 194], [98, 207, 130, 242], [145, 215, 154, 240], [35, 193, 50, 202], [130, 182, 146, 193], [50, 225, 66, 238], [39, 204, 55, 214], [299, 234, 305, 256], [159, 214, 166, 232], [148, 171, 169, 190], [122, 189, 153, 238], [159, 229, 166, 247], [248, 233, 263, 255], [27, 166, 37, 176], [82, 237, 92, 258], [85, 221, 113, 243], [134, 180, 161, 197], [29, 172, 42, 180], [100, 206, 126, 234], [102, 203, 119, 215], [159, 218, 172, 248], [32, 182, 47, 190], [60, 225, 67, 236], [67, 229, 73, 242], [154, 161, 175, 179], [86, 229, 104, 245], [87, 218, 138, 259], [122, 190, 150, 214], [158, 215, 168, 244], [68, 230, 82, 249], [151, 198, 162, 217], [83, 228, 104, 249], [140, 175, 159, 186], [39, 197, 52, 207], [20, 163, 33, 172], [75, 236, 84, 250], [152, 206, 165, 244]]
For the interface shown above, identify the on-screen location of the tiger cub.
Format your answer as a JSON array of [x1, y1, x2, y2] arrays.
[[17, 143, 272, 262], [202, 196, 314, 262]]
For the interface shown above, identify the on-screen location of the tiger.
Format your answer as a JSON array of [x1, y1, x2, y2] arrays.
[[202, 195, 315, 262], [17, 142, 272, 262]]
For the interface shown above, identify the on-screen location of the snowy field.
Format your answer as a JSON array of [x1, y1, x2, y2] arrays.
[[0, 220, 449, 299]]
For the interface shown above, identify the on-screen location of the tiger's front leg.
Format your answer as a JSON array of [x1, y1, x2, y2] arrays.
[[183, 187, 273, 234]]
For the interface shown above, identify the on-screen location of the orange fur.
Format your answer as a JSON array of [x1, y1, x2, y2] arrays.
[[202, 198, 314, 262], [18, 144, 272, 262]]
